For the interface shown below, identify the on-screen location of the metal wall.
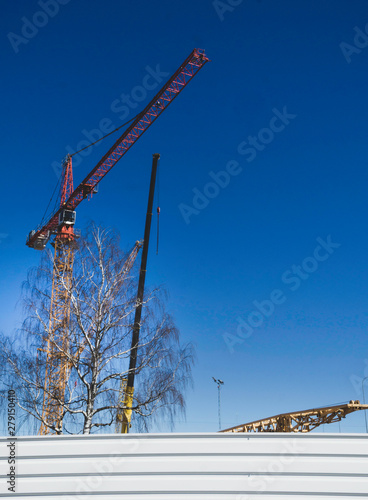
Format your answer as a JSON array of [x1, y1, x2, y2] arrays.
[[1, 432, 367, 498]]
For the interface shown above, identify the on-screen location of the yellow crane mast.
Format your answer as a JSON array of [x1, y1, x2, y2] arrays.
[[39, 157, 76, 434]]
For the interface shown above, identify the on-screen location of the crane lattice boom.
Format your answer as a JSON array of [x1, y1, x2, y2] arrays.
[[27, 48, 209, 251], [221, 400, 368, 433]]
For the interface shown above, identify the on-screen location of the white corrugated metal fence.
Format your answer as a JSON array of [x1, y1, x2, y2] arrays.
[[1, 432, 367, 498]]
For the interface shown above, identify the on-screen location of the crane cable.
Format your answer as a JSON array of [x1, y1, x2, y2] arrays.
[[39, 111, 157, 237], [38, 112, 143, 228], [68, 108, 162, 253], [69, 113, 142, 157], [156, 161, 160, 255], [39, 175, 62, 228]]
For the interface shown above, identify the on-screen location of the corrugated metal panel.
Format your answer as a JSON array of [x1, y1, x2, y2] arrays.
[[1, 433, 367, 498]]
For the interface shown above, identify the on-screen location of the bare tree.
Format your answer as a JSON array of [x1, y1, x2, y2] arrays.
[[0, 225, 194, 434]]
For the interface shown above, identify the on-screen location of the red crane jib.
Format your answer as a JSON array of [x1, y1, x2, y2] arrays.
[[27, 48, 209, 250]]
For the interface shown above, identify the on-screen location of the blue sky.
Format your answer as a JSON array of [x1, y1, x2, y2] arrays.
[[1, 0, 368, 433]]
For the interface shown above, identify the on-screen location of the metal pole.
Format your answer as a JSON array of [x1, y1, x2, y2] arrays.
[[121, 153, 160, 433], [362, 376, 368, 433], [218, 384, 221, 430], [212, 377, 224, 431]]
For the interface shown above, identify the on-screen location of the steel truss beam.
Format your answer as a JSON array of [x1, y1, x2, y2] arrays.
[[221, 401, 368, 433]]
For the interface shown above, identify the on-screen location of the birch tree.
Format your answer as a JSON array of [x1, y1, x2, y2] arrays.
[[0, 225, 193, 434]]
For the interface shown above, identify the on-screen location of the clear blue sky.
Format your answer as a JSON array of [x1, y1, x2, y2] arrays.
[[1, 0, 368, 433]]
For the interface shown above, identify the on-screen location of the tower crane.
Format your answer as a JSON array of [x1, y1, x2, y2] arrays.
[[26, 49, 209, 434]]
